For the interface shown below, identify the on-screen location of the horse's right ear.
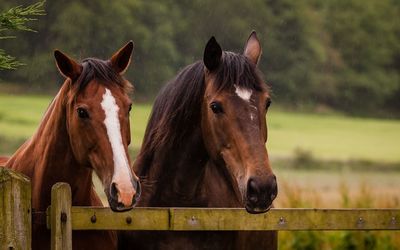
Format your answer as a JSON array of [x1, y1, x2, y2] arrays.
[[110, 41, 134, 75], [244, 31, 262, 65], [54, 50, 82, 80], [203, 36, 222, 72]]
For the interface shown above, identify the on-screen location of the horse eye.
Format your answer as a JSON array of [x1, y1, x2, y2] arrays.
[[77, 107, 89, 119], [210, 102, 223, 114], [266, 99, 272, 109]]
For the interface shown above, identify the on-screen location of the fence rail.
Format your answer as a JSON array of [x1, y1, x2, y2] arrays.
[[0, 168, 399, 250], [63, 207, 399, 231]]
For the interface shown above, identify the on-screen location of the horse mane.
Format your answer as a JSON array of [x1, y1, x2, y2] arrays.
[[137, 51, 267, 175], [71, 58, 133, 96]]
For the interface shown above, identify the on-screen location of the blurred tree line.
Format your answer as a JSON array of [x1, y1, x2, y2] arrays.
[[0, 0, 399, 117]]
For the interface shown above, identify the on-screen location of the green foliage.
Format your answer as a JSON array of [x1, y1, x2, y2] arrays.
[[0, 1, 45, 70], [0, 0, 399, 116], [0, 1, 45, 33], [0, 50, 22, 69], [323, 0, 400, 116], [291, 231, 323, 250]]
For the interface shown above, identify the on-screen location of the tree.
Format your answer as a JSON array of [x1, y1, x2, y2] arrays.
[[0, 1, 45, 70], [0, 0, 398, 117], [324, 0, 400, 115]]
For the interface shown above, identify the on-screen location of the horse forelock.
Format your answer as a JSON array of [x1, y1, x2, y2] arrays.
[[214, 51, 267, 93], [68, 58, 133, 99]]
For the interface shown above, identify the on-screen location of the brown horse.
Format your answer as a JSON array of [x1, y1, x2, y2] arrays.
[[5, 42, 140, 250], [119, 32, 277, 249]]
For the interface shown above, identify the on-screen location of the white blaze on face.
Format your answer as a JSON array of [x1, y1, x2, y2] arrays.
[[101, 88, 135, 206], [234, 85, 252, 102], [235, 85, 256, 121]]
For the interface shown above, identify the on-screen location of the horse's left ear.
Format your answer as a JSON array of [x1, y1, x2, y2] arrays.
[[110, 41, 134, 74], [54, 50, 82, 80], [244, 31, 262, 65], [203, 36, 222, 72]]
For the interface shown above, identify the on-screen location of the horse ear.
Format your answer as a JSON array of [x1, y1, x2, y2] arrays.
[[244, 31, 262, 65], [54, 50, 82, 80], [110, 41, 134, 74], [203, 36, 222, 71]]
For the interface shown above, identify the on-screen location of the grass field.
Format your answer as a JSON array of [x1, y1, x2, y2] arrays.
[[1, 93, 400, 163], [2, 93, 399, 249], [268, 111, 400, 163]]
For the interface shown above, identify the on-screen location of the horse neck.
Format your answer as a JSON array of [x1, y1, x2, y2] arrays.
[[200, 160, 243, 208], [137, 130, 242, 207], [136, 125, 210, 207], [6, 83, 93, 210]]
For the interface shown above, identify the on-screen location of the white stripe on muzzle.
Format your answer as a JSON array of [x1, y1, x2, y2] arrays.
[[101, 88, 134, 206]]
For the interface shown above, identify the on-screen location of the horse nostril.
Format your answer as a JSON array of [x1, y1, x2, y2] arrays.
[[247, 178, 260, 203], [249, 195, 258, 203], [110, 182, 118, 199], [248, 179, 259, 194]]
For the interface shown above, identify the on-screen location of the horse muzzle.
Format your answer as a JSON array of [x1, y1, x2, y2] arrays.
[[107, 177, 141, 212], [245, 175, 277, 214]]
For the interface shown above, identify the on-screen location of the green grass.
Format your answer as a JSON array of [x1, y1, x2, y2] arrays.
[[268, 107, 400, 163], [0, 94, 51, 139], [1, 94, 400, 164]]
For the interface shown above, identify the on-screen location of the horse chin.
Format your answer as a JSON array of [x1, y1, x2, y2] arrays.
[[245, 204, 271, 214], [107, 197, 135, 212]]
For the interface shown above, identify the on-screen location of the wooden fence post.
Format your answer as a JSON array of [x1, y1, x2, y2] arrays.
[[0, 168, 31, 250], [50, 182, 72, 250]]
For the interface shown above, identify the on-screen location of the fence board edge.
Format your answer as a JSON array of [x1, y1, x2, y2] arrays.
[[68, 207, 400, 231]]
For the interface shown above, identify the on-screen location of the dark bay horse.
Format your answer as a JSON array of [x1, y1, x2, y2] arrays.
[[119, 32, 277, 249], [5, 42, 140, 250]]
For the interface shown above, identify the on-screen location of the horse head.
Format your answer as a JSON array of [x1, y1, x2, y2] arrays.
[[201, 32, 277, 213], [54, 42, 140, 211]]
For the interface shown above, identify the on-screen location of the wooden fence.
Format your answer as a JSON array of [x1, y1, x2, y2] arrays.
[[1, 168, 399, 250]]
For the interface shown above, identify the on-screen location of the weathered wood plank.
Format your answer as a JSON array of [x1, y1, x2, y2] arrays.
[[68, 207, 400, 231], [50, 183, 72, 250], [170, 208, 400, 231], [0, 168, 31, 250], [70, 207, 170, 230]]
